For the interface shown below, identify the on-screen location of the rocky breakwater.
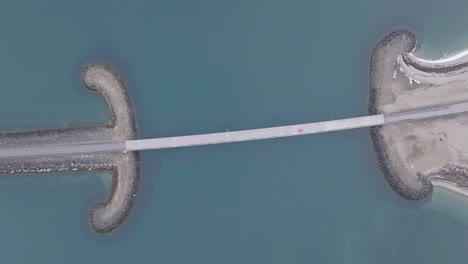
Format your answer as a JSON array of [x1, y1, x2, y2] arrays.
[[370, 30, 468, 200], [0, 64, 140, 233]]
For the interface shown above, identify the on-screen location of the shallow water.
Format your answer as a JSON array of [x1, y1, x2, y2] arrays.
[[1, 0, 468, 263]]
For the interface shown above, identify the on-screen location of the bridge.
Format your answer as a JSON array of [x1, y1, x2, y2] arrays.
[[0, 101, 466, 159]]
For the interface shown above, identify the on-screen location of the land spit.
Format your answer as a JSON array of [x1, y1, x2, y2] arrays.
[[0, 64, 140, 233], [370, 29, 468, 200]]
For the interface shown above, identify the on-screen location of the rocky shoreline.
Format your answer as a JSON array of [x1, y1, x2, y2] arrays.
[[369, 29, 468, 200], [369, 29, 433, 200], [0, 64, 140, 233]]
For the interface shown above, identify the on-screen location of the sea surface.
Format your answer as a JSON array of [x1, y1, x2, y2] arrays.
[[0, 0, 468, 263]]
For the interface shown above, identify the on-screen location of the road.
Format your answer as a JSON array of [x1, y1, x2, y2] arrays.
[[0, 142, 125, 159], [0, 101, 467, 159]]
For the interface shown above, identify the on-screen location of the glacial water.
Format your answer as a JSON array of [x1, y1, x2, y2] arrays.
[[1, 0, 468, 263]]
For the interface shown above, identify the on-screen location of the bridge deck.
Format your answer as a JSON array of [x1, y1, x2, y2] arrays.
[[1, 101, 468, 158], [125, 115, 384, 151]]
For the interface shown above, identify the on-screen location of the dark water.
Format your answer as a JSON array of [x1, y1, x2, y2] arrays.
[[1, 0, 468, 263]]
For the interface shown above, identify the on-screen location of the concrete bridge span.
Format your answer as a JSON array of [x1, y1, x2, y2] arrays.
[[0, 101, 468, 158], [125, 115, 384, 151]]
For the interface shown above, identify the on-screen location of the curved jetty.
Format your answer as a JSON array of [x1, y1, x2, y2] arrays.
[[370, 30, 468, 200], [0, 64, 139, 233]]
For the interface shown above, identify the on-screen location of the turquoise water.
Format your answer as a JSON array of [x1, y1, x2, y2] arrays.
[[1, 0, 468, 263]]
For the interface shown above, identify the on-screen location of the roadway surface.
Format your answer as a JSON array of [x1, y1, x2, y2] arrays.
[[0, 101, 468, 159]]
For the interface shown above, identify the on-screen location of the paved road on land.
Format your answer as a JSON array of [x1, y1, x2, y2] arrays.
[[0, 142, 125, 159], [0, 101, 467, 158]]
